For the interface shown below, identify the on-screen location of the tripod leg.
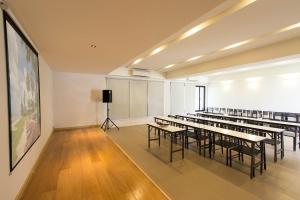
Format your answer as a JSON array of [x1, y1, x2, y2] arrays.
[[101, 119, 107, 129], [108, 118, 119, 130]]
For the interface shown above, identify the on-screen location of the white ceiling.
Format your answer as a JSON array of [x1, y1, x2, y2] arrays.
[[131, 0, 300, 72], [7, 0, 225, 74]]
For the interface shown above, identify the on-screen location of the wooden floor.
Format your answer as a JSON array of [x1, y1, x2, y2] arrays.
[[20, 128, 168, 200]]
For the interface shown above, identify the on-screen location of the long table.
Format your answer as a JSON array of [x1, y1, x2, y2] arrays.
[[147, 122, 186, 162], [197, 112, 300, 151], [177, 114, 284, 162], [154, 116, 267, 178]]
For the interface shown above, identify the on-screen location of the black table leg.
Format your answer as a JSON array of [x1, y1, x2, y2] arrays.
[[182, 131, 185, 159], [170, 134, 173, 162], [250, 142, 255, 178], [281, 132, 284, 159], [274, 133, 278, 162], [148, 126, 150, 149]]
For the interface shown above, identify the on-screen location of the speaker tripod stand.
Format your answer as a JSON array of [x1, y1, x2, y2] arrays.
[[101, 102, 119, 131]]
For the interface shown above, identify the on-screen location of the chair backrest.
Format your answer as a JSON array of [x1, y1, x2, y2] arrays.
[[242, 110, 247, 117], [257, 110, 263, 118], [220, 108, 226, 114], [285, 113, 297, 122], [213, 107, 220, 113], [262, 111, 270, 119], [252, 110, 258, 118], [236, 109, 242, 116], [247, 110, 252, 118], [273, 112, 283, 121], [207, 107, 213, 113], [227, 108, 234, 115]]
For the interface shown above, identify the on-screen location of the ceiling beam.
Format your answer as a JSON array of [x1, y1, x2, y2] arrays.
[[166, 36, 300, 79]]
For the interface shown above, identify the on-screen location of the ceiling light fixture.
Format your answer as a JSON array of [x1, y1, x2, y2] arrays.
[[90, 44, 96, 48], [278, 22, 300, 33], [133, 58, 143, 65], [150, 45, 166, 56], [221, 40, 252, 51], [186, 55, 203, 62], [164, 64, 175, 69]]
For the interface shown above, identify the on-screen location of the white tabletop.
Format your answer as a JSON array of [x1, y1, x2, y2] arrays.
[[147, 122, 185, 133], [155, 116, 267, 143], [196, 112, 300, 127], [178, 114, 285, 133]]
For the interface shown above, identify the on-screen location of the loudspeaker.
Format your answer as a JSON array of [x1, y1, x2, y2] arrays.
[[102, 90, 112, 103]]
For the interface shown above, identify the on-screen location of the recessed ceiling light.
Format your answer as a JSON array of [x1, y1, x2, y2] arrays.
[[221, 40, 252, 51], [150, 45, 166, 56], [278, 22, 300, 33], [164, 64, 175, 69], [186, 55, 203, 62], [133, 58, 143, 65], [179, 24, 206, 40]]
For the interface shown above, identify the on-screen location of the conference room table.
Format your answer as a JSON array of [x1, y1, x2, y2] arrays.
[[147, 122, 186, 162], [154, 116, 267, 178], [196, 112, 300, 127], [177, 114, 285, 162]]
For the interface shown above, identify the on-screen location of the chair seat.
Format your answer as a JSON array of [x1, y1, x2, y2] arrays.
[[231, 146, 261, 156], [215, 140, 238, 149]]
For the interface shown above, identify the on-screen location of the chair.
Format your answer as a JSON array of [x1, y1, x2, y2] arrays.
[[242, 110, 247, 117], [273, 112, 283, 121], [220, 108, 227, 115], [229, 140, 266, 178], [283, 113, 298, 151], [236, 109, 242, 116], [262, 111, 272, 119], [247, 110, 252, 118], [252, 110, 259, 118], [207, 107, 213, 113], [227, 108, 234, 116], [213, 107, 220, 114], [213, 135, 239, 165]]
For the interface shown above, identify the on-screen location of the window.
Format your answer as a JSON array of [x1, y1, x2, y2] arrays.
[[195, 86, 205, 111]]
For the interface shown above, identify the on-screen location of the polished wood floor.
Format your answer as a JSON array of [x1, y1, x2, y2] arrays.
[[20, 128, 168, 200]]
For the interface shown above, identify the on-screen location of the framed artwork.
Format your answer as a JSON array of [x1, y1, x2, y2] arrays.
[[3, 11, 41, 172]]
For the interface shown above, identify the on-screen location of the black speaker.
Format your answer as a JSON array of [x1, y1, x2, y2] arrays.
[[102, 90, 112, 103]]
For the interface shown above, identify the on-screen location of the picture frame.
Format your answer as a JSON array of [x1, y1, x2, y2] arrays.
[[3, 11, 41, 172]]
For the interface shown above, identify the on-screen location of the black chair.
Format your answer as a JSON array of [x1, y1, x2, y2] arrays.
[[242, 110, 248, 117], [262, 111, 272, 119], [220, 108, 227, 115], [207, 107, 213, 113], [213, 135, 239, 166], [229, 140, 266, 178], [247, 110, 252, 118], [273, 112, 284, 121], [213, 107, 220, 114], [227, 108, 234, 116], [283, 113, 298, 151], [236, 109, 242, 116]]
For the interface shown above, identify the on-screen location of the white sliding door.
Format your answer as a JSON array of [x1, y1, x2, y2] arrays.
[[107, 78, 130, 119], [130, 80, 148, 118], [148, 81, 164, 116], [170, 82, 185, 115], [185, 83, 196, 113]]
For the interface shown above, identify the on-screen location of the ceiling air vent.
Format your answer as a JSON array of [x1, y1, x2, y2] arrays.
[[129, 68, 150, 78]]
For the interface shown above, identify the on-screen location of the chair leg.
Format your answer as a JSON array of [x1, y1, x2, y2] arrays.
[[293, 137, 296, 152], [229, 149, 232, 167], [226, 148, 228, 165]]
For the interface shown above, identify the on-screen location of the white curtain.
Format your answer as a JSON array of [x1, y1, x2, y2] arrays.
[[107, 78, 130, 119], [130, 80, 148, 118], [148, 81, 164, 116], [185, 83, 196, 113], [170, 82, 185, 115]]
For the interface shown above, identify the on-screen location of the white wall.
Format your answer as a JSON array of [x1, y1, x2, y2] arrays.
[[53, 72, 106, 128], [0, 11, 54, 200], [207, 63, 300, 112]]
